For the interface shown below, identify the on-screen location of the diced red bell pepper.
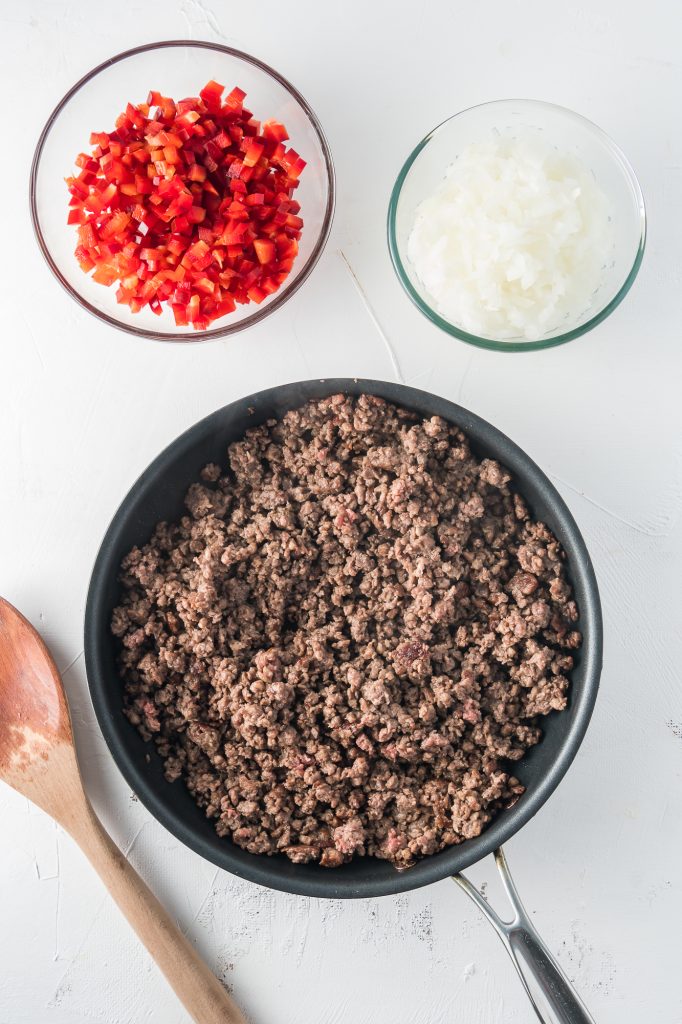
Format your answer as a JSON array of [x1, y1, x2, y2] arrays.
[[200, 80, 224, 106], [92, 265, 118, 286], [242, 140, 264, 168], [224, 86, 246, 109], [253, 239, 275, 265], [262, 120, 289, 143], [67, 81, 306, 329], [67, 208, 87, 225], [175, 110, 201, 130]]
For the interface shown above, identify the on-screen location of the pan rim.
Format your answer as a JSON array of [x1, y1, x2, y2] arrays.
[[84, 378, 602, 899]]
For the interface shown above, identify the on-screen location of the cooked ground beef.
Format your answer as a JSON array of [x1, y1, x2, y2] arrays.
[[112, 394, 580, 869]]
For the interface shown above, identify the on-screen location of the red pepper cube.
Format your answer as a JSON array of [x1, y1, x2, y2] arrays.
[[289, 156, 307, 179], [193, 276, 216, 296], [173, 215, 191, 234], [270, 143, 286, 164], [186, 293, 202, 322], [67, 178, 88, 199], [242, 140, 264, 168], [261, 276, 280, 295], [134, 175, 153, 194], [74, 245, 95, 272], [75, 153, 97, 171], [216, 295, 237, 316], [92, 264, 118, 286], [175, 109, 201, 130], [126, 102, 146, 129], [187, 163, 207, 182], [204, 139, 222, 162], [89, 131, 110, 149], [213, 130, 231, 150], [242, 265, 262, 287], [161, 130, 183, 148], [224, 86, 247, 109], [182, 238, 210, 266], [263, 120, 289, 143], [176, 97, 199, 115], [200, 80, 225, 105], [172, 302, 189, 326], [253, 239, 276, 265]]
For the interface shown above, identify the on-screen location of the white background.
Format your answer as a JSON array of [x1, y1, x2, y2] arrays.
[[1, 1, 681, 1021]]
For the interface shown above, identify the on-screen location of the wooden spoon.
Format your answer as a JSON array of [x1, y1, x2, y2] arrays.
[[0, 597, 247, 1024]]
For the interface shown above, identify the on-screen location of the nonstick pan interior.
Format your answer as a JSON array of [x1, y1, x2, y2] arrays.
[[85, 379, 602, 898]]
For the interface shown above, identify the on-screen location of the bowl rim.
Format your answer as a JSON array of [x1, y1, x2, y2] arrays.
[[84, 378, 603, 899], [387, 97, 647, 353], [29, 39, 336, 344]]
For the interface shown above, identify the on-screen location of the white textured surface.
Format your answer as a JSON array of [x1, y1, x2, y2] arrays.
[[1, 1, 681, 1022]]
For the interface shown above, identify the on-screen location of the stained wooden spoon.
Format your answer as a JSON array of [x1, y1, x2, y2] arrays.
[[0, 597, 246, 1024]]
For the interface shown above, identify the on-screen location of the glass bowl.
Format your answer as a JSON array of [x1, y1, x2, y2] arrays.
[[387, 99, 646, 352], [30, 40, 335, 343]]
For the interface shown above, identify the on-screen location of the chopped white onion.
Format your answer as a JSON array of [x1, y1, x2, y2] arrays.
[[407, 137, 613, 341]]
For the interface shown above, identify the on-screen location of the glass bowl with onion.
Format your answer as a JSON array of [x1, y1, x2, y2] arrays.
[[387, 99, 646, 352], [30, 40, 335, 342]]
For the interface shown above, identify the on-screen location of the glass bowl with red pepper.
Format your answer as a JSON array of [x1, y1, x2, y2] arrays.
[[30, 40, 335, 342]]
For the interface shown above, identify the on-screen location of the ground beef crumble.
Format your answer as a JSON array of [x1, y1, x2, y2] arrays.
[[112, 394, 580, 869]]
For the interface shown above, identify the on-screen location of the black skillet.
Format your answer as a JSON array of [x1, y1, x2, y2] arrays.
[[85, 379, 602, 1023]]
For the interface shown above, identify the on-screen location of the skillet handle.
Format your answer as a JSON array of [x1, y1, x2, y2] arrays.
[[453, 847, 596, 1024]]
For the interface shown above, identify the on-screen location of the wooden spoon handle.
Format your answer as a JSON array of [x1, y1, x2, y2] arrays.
[[68, 801, 247, 1024]]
